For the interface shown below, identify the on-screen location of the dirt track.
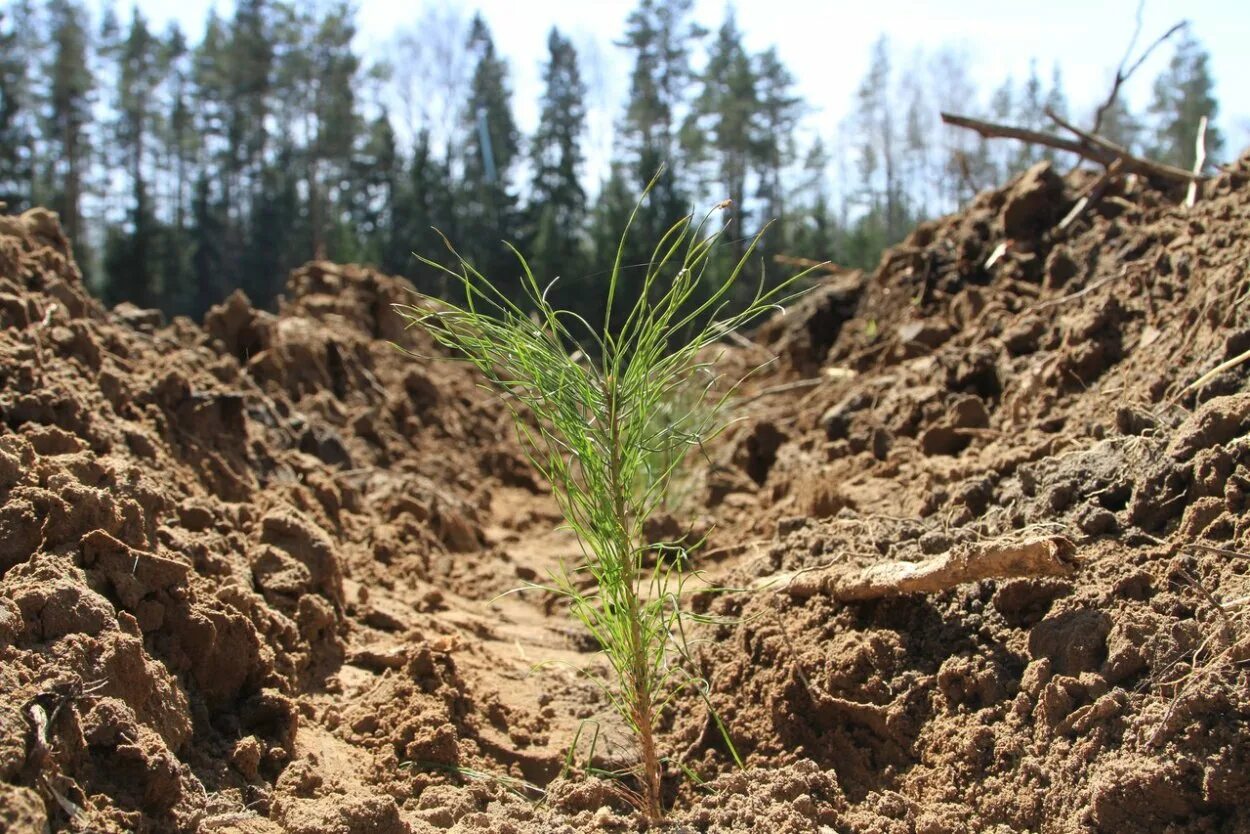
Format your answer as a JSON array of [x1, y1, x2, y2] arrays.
[[2, 154, 1249, 833]]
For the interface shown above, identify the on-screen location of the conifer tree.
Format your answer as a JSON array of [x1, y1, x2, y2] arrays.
[[350, 111, 400, 267], [986, 77, 1014, 182], [751, 46, 802, 244], [604, 0, 703, 321], [790, 137, 838, 262], [388, 129, 456, 291], [190, 171, 226, 315], [527, 27, 589, 305], [155, 23, 197, 314], [0, 2, 38, 210], [103, 7, 164, 308], [226, 0, 273, 201], [1148, 33, 1223, 171], [457, 13, 521, 296], [852, 36, 903, 252], [44, 0, 93, 249], [242, 139, 300, 302], [1041, 64, 1070, 166], [685, 10, 756, 262], [188, 10, 231, 314], [301, 1, 360, 260], [1098, 98, 1142, 153], [1011, 60, 1045, 171]]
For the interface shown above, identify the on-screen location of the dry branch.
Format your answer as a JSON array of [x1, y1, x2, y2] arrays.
[[772, 535, 1075, 600], [1045, 108, 1202, 185], [1187, 116, 1208, 208], [940, 111, 1202, 188], [1184, 345, 1250, 393], [941, 112, 1091, 158], [1091, 12, 1189, 135]]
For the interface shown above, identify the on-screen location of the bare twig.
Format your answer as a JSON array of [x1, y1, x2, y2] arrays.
[[941, 112, 1091, 158], [1031, 268, 1126, 312], [1184, 346, 1250, 393], [1182, 542, 1250, 561], [1058, 159, 1125, 232], [940, 112, 1202, 189], [1046, 109, 1202, 185], [1186, 116, 1208, 208], [1091, 14, 1189, 135]]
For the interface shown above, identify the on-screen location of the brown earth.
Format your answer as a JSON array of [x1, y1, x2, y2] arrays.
[[2, 152, 1249, 833]]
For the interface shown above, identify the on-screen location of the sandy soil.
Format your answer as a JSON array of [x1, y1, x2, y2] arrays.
[[2, 153, 1249, 833]]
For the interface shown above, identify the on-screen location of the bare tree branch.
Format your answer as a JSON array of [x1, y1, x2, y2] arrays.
[[940, 113, 1093, 158], [1091, 15, 1189, 135], [940, 111, 1203, 190], [1045, 107, 1202, 184]]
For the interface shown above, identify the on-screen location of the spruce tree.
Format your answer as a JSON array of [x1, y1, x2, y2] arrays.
[[586, 165, 638, 325], [620, 0, 703, 211], [189, 10, 231, 315], [222, 0, 275, 298], [790, 138, 838, 263], [44, 0, 93, 250], [242, 140, 300, 303], [987, 77, 1014, 182], [1098, 98, 1142, 154], [157, 23, 198, 314], [226, 0, 273, 197], [1148, 33, 1224, 171], [457, 13, 521, 298], [103, 6, 164, 308], [1012, 60, 1045, 172], [852, 36, 902, 252], [1041, 64, 1070, 165], [388, 129, 456, 292], [303, 1, 360, 261], [192, 9, 229, 162], [604, 0, 703, 324], [0, 2, 38, 210], [751, 46, 802, 262], [190, 171, 226, 317], [351, 111, 401, 267], [527, 27, 589, 306], [685, 10, 756, 263]]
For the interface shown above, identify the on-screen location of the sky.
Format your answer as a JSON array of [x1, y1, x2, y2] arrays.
[[107, 0, 1250, 173]]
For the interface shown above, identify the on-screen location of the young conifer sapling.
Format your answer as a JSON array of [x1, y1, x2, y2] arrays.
[[395, 187, 808, 818]]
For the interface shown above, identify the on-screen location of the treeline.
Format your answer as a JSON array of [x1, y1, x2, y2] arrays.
[[0, 0, 1226, 321]]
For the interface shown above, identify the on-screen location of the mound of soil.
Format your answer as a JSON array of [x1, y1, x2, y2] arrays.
[[690, 157, 1250, 832], [0, 213, 574, 833], [2, 151, 1249, 834]]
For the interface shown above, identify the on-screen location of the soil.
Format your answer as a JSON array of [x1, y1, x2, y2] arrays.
[[2, 153, 1249, 834]]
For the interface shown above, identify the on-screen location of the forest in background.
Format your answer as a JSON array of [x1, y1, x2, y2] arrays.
[[0, 0, 1227, 323]]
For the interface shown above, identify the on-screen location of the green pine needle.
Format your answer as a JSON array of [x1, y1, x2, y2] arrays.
[[395, 175, 815, 819]]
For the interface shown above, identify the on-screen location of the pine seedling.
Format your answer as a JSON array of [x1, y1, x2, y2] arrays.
[[395, 186, 810, 819]]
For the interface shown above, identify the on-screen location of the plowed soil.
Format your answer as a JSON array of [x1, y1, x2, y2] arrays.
[[2, 153, 1249, 834]]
